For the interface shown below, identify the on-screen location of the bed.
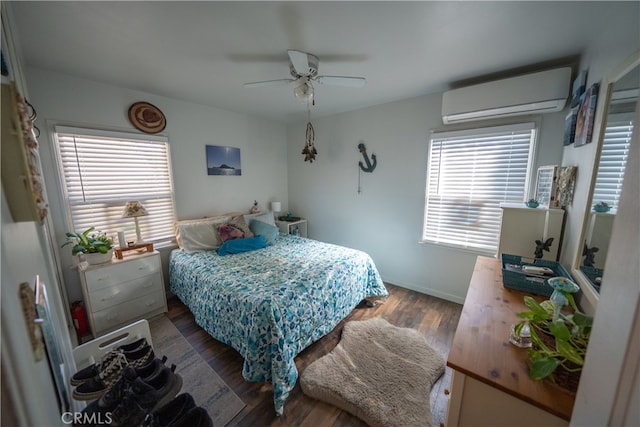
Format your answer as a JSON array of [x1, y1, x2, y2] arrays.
[[169, 233, 388, 415]]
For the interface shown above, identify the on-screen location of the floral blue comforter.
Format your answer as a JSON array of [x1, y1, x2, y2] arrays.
[[169, 234, 388, 414]]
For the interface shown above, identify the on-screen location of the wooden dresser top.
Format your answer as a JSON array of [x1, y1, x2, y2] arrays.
[[447, 256, 575, 421]]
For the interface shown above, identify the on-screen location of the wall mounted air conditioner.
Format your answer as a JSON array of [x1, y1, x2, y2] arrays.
[[442, 67, 571, 124]]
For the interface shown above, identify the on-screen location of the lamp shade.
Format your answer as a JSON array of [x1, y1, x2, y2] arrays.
[[271, 201, 282, 213], [122, 201, 147, 218]]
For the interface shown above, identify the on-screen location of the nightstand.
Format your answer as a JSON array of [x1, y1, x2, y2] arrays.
[[276, 219, 308, 238], [78, 250, 167, 338]]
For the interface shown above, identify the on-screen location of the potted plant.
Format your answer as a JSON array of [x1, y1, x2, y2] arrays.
[[513, 281, 593, 393], [62, 227, 114, 265]]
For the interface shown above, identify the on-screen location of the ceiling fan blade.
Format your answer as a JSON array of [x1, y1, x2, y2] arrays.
[[288, 50, 313, 76], [243, 79, 296, 88], [226, 53, 288, 63], [316, 76, 366, 88]]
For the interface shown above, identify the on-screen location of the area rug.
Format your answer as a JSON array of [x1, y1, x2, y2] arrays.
[[149, 315, 245, 426], [300, 318, 445, 427]]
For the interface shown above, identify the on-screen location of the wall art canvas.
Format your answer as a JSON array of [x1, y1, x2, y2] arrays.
[[563, 106, 579, 146], [574, 83, 600, 147], [206, 145, 241, 176], [570, 70, 587, 108], [554, 166, 577, 207]]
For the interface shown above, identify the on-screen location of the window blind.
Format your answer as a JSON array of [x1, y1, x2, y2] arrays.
[[592, 117, 633, 213], [54, 126, 176, 245], [423, 123, 536, 254]]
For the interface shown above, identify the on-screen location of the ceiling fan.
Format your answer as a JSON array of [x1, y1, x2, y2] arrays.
[[243, 50, 366, 103]]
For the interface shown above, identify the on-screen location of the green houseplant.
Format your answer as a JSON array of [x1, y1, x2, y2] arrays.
[[62, 227, 114, 264], [514, 288, 593, 391]]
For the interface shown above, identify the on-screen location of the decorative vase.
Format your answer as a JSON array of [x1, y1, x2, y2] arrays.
[[593, 204, 611, 213], [82, 249, 114, 265], [525, 200, 539, 208]]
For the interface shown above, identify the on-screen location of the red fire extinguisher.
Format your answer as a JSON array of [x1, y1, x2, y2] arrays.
[[71, 301, 89, 336]]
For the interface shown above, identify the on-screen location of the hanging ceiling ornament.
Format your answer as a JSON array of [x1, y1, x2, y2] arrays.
[[301, 103, 317, 163]]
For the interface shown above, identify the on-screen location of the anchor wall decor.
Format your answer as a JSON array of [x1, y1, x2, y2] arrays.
[[358, 143, 377, 173]]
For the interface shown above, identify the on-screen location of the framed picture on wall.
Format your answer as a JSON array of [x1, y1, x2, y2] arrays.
[[206, 145, 241, 176], [574, 83, 600, 147], [535, 165, 559, 207]]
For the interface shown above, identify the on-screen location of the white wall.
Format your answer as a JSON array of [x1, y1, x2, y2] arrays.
[[1, 4, 74, 424], [26, 67, 288, 303], [571, 98, 640, 427], [559, 50, 639, 315], [286, 93, 565, 303]]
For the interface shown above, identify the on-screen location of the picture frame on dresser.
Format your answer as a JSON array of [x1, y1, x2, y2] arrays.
[[534, 165, 559, 208]]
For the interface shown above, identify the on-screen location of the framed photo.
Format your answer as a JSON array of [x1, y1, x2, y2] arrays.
[[574, 83, 600, 147], [35, 276, 70, 414], [535, 165, 559, 207], [206, 145, 241, 176]]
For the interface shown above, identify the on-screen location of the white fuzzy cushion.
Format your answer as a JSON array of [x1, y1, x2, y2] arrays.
[[300, 318, 445, 427]]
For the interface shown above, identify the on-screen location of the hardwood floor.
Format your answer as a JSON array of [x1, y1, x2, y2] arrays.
[[166, 284, 462, 426]]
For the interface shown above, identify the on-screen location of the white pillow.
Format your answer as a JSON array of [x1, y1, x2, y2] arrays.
[[175, 216, 230, 252], [244, 211, 276, 227], [174, 211, 243, 248]]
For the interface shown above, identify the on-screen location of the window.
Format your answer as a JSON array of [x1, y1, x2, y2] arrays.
[[54, 126, 176, 245], [592, 115, 633, 213], [423, 123, 536, 254]]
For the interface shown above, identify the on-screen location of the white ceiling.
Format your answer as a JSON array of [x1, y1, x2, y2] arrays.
[[8, 1, 639, 124]]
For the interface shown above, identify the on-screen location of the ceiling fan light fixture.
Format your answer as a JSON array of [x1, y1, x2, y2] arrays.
[[293, 81, 314, 103]]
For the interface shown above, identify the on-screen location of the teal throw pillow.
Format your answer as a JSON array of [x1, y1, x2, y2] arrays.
[[249, 219, 279, 245]]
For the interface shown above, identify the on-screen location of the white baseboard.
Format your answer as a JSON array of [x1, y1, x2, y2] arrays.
[[381, 276, 465, 305]]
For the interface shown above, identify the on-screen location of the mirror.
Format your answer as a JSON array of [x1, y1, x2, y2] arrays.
[[573, 52, 639, 304]]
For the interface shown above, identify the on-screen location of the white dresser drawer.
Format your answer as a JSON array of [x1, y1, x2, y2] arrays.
[[84, 255, 160, 292], [88, 272, 162, 313], [78, 251, 168, 338], [92, 289, 166, 334]]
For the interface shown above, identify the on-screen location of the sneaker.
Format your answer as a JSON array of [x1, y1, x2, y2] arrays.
[[174, 407, 213, 427], [142, 393, 196, 427], [82, 356, 172, 418], [73, 345, 154, 401], [109, 367, 183, 427], [70, 338, 148, 386]]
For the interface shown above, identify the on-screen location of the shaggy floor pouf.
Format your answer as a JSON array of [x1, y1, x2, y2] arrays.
[[300, 318, 445, 427]]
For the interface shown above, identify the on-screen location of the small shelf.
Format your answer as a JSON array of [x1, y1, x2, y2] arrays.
[[276, 219, 307, 238]]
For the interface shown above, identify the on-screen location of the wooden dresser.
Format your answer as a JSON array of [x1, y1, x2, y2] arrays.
[[445, 256, 574, 426]]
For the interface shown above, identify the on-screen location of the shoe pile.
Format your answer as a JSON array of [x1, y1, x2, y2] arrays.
[[142, 393, 213, 427], [71, 338, 213, 427], [72, 338, 155, 401]]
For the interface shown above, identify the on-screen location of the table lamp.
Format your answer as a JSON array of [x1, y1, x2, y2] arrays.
[[271, 201, 281, 221], [122, 200, 147, 243]]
